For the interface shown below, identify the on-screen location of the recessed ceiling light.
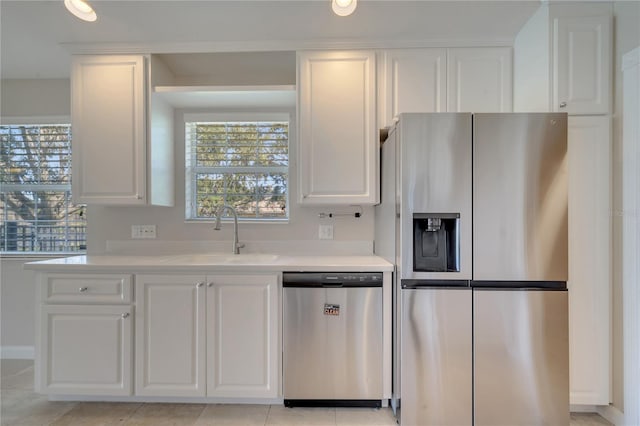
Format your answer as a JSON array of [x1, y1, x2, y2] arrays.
[[64, 0, 97, 22], [332, 0, 357, 17]]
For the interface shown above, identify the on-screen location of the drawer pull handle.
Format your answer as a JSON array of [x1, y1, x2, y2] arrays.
[[79, 287, 88, 292], [122, 313, 130, 319], [559, 101, 567, 108], [207, 282, 214, 287], [196, 282, 205, 288]]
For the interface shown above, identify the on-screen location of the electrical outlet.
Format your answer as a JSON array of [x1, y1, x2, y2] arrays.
[[131, 225, 157, 239], [318, 224, 334, 240]]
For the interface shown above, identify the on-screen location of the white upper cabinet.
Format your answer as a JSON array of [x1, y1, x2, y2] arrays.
[[446, 47, 513, 113], [71, 54, 174, 206], [553, 15, 612, 115], [514, 3, 612, 115], [297, 50, 378, 205], [380, 48, 447, 127]]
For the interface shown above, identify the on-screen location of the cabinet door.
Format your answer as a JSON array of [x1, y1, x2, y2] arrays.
[[40, 304, 133, 395], [298, 50, 378, 205], [381, 48, 447, 127], [567, 116, 611, 405], [207, 275, 279, 398], [553, 15, 612, 115], [71, 55, 146, 205], [447, 47, 513, 113], [135, 275, 206, 397]]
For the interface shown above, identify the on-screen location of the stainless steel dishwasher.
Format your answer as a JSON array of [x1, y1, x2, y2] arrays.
[[283, 272, 383, 407]]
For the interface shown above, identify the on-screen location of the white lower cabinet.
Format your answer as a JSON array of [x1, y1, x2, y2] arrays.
[[135, 275, 207, 397], [37, 273, 134, 396], [206, 275, 279, 397], [40, 304, 133, 396], [135, 274, 279, 398]]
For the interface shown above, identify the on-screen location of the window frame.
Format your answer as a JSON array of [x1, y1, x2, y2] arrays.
[[1, 116, 87, 254], [183, 112, 291, 223]]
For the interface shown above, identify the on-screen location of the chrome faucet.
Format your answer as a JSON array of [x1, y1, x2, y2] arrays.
[[214, 204, 245, 254]]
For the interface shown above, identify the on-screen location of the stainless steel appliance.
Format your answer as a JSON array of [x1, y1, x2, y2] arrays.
[[282, 272, 383, 407], [401, 280, 472, 426], [471, 113, 569, 425], [375, 113, 569, 425]]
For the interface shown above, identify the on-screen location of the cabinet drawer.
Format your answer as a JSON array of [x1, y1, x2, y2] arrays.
[[43, 274, 132, 304]]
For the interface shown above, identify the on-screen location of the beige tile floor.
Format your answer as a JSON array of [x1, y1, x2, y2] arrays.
[[1, 360, 612, 426]]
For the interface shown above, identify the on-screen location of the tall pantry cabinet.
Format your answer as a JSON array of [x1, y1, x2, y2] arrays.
[[514, 2, 613, 406]]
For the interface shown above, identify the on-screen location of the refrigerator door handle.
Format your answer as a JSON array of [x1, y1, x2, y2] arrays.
[[401, 279, 470, 289]]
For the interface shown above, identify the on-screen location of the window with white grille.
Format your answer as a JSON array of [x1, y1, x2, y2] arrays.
[[0, 124, 86, 252], [185, 113, 289, 221]]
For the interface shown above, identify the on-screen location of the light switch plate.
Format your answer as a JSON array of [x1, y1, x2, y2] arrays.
[[318, 224, 334, 240], [131, 225, 157, 239]]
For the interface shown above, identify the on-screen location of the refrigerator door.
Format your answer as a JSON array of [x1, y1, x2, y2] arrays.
[[399, 113, 472, 281], [401, 285, 472, 426], [473, 113, 568, 281], [473, 288, 569, 426]]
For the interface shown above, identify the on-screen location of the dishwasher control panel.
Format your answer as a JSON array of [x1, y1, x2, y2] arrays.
[[283, 272, 383, 287]]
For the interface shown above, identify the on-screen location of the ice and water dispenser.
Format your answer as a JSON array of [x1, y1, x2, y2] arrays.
[[413, 213, 460, 272]]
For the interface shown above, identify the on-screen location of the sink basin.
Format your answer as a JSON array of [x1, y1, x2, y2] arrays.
[[162, 253, 280, 265]]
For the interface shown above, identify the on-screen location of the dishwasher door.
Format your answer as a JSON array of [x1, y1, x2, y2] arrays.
[[283, 274, 383, 404]]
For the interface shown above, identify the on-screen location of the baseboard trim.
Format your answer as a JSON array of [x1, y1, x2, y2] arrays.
[[570, 404, 624, 425], [597, 405, 624, 426], [1, 346, 35, 359], [48, 395, 285, 404]]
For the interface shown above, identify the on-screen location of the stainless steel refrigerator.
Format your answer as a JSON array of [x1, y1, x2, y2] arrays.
[[374, 112, 569, 425]]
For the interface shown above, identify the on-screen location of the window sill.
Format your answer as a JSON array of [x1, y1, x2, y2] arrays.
[[0, 252, 85, 261], [184, 218, 289, 225]]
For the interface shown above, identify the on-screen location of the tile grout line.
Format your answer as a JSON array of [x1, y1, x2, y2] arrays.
[[264, 404, 272, 426]]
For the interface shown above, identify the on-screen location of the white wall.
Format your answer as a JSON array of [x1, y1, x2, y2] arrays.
[[612, 0, 640, 413], [0, 79, 70, 118], [1, 79, 73, 356], [0, 258, 39, 358], [513, 5, 550, 112]]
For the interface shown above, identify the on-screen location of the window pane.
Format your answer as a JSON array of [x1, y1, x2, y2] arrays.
[[0, 125, 71, 185], [187, 119, 289, 220], [257, 173, 287, 218], [1, 124, 86, 252], [0, 190, 86, 252]]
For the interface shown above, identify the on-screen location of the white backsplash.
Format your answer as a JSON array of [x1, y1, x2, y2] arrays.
[[105, 239, 374, 256]]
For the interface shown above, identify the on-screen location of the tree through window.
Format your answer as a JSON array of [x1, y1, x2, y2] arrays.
[[0, 124, 86, 252], [185, 114, 289, 221]]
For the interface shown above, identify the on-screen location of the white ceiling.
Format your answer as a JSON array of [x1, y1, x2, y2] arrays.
[[0, 0, 541, 80]]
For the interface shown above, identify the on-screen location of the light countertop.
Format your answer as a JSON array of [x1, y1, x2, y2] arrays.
[[23, 254, 394, 273]]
